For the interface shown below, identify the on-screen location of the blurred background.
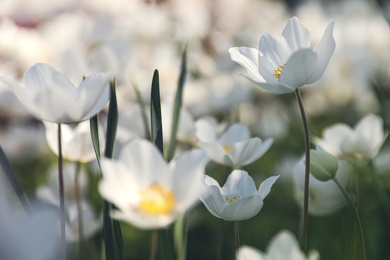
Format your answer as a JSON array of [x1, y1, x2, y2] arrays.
[[1, 0, 390, 259]]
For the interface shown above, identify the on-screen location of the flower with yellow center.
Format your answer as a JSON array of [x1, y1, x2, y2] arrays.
[[98, 139, 208, 230], [229, 16, 335, 95], [198, 123, 273, 168], [200, 170, 279, 221]]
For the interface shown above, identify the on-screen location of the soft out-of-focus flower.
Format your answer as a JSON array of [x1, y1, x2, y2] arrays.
[[98, 139, 208, 229], [229, 16, 335, 95], [293, 156, 352, 216], [310, 148, 338, 181], [236, 230, 319, 260], [0, 63, 111, 123], [198, 123, 273, 168], [44, 120, 104, 163], [315, 114, 388, 160], [200, 170, 279, 221]]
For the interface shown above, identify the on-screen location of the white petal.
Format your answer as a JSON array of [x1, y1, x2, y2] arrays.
[[228, 138, 273, 167], [307, 21, 336, 84], [315, 124, 354, 158], [110, 210, 176, 230], [257, 175, 279, 199], [267, 230, 304, 259], [281, 17, 311, 53], [218, 123, 251, 145], [118, 139, 171, 188], [199, 176, 227, 219], [239, 73, 292, 94], [219, 195, 263, 221], [237, 246, 265, 260], [171, 149, 208, 212], [259, 33, 289, 66], [195, 116, 219, 143], [222, 170, 257, 197], [229, 47, 265, 83], [279, 49, 317, 90], [198, 141, 232, 166]]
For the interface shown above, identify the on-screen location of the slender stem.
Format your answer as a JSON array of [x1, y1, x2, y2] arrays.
[[217, 219, 224, 260], [234, 221, 240, 252], [58, 123, 66, 260], [294, 89, 310, 253], [150, 230, 158, 260], [333, 178, 366, 260], [74, 161, 85, 259]]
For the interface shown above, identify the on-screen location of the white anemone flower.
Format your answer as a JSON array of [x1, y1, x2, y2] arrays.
[[44, 120, 104, 163], [98, 139, 208, 229], [293, 156, 352, 216], [236, 230, 319, 260], [198, 123, 273, 168], [0, 63, 111, 123], [315, 114, 388, 160], [229, 16, 335, 95], [200, 170, 279, 221]]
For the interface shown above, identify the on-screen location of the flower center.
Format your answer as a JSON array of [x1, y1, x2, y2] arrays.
[[223, 146, 233, 153], [273, 64, 285, 80], [138, 184, 175, 215], [225, 195, 241, 203]]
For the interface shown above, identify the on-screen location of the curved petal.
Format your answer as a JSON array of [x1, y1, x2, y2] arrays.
[[110, 209, 176, 230], [229, 47, 264, 83], [355, 114, 384, 156], [218, 123, 251, 145], [219, 195, 263, 221], [259, 33, 289, 66], [257, 175, 279, 199], [281, 17, 311, 53], [315, 124, 354, 158], [76, 72, 111, 121], [118, 139, 171, 188], [195, 116, 219, 143], [222, 170, 257, 197], [199, 176, 228, 219], [279, 49, 317, 90], [228, 138, 273, 167], [198, 141, 230, 165], [307, 21, 336, 84], [99, 158, 139, 209], [240, 73, 293, 94], [267, 230, 304, 259], [237, 246, 265, 260], [171, 149, 209, 212]]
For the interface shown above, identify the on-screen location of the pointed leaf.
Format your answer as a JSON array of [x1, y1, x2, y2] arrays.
[[150, 69, 163, 154], [104, 79, 118, 158]]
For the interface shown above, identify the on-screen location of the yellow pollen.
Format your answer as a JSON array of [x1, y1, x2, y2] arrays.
[[225, 195, 241, 203], [138, 184, 175, 215], [273, 64, 286, 79], [223, 146, 233, 153]]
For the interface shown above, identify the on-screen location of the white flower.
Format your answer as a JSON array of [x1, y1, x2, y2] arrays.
[[200, 170, 279, 221], [0, 63, 111, 123], [293, 156, 352, 216], [315, 114, 388, 160], [98, 139, 208, 229], [198, 123, 273, 168], [236, 230, 319, 260], [229, 16, 335, 94]]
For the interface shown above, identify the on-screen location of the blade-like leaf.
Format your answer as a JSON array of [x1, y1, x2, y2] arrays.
[[166, 47, 187, 162], [105, 79, 118, 158], [132, 82, 151, 141], [0, 146, 32, 214], [150, 69, 163, 154], [90, 115, 101, 171]]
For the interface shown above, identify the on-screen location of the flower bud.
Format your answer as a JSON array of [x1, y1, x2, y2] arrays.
[[310, 149, 338, 181]]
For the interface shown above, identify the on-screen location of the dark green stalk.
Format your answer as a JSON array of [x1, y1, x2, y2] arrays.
[[294, 89, 310, 253], [150, 230, 158, 260], [234, 221, 240, 252]]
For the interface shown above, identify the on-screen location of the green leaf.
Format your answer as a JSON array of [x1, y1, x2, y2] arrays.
[[105, 79, 118, 158], [150, 69, 163, 154], [90, 115, 101, 172], [174, 214, 188, 260], [0, 145, 32, 215], [166, 47, 187, 162], [132, 82, 151, 141]]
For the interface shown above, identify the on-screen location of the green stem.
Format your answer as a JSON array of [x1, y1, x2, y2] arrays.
[[58, 123, 66, 260], [234, 221, 240, 253], [74, 161, 85, 259], [217, 219, 224, 260], [294, 89, 310, 253], [333, 178, 366, 260], [150, 230, 158, 260]]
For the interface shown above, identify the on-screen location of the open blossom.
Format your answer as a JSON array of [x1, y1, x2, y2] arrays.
[[98, 139, 208, 229], [315, 114, 388, 160], [236, 230, 319, 260], [200, 170, 279, 221], [229, 16, 335, 94], [0, 63, 111, 123], [198, 123, 273, 168]]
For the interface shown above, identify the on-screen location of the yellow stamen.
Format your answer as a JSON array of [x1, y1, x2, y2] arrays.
[[273, 64, 286, 80], [225, 195, 241, 203], [223, 146, 233, 153], [138, 184, 175, 215]]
